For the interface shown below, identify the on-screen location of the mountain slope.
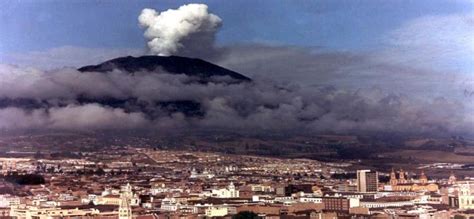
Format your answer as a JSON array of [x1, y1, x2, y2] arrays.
[[78, 55, 251, 82], [1, 55, 252, 118]]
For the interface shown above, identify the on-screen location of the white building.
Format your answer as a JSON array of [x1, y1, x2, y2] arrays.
[[10, 205, 99, 219], [458, 181, 474, 210], [299, 196, 323, 203], [0, 195, 20, 208], [211, 182, 239, 198], [190, 168, 215, 179], [160, 197, 179, 212], [205, 205, 237, 217], [360, 200, 413, 208], [94, 184, 140, 206], [160, 197, 198, 213]]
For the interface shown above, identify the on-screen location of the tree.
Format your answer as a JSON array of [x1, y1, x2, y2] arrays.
[[232, 211, 259, 219]]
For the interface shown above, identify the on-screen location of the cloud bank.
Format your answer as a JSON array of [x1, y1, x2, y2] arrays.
[[0, 64, 472, 137]]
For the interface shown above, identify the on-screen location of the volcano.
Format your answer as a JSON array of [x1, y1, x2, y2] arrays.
[[0, 56, 251, 118], [78, 55, 251, 82]]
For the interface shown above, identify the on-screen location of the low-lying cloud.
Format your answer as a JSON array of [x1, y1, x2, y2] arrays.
[[0, 64, 472, 137]]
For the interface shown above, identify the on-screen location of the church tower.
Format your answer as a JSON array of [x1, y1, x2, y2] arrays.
[[419, 170, 428, 184], [448, 172, 457, 185], [228, 182, 235, 190], [389, 168, 398, 186], [122, 183, 133, 198], [119, 194, 132, 219], [119, 184, 133, 219], [398, 169, 407, 184]]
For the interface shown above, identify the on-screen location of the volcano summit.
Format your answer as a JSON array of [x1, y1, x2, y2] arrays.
[[79, 55, 251, 83]]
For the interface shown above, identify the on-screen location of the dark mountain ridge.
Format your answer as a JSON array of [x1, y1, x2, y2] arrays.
[[1, 55, 251, 118], [78, 55, 251, 82]]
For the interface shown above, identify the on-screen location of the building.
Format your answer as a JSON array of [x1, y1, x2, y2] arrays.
[[10, 205, 100, 219], [0, 195, 21, 208], [118, 189, 132, 219], [448, 172, 457, 185], [458, 181, 474, 210], [205, 205, 236, 217], [284, 184, 313, 196], [360, 198, 413, 208], [96, 183, 140, 206], [357, 170, 379, 193], [190, 168, 215, 179], [211, 182, 239, 198], [389, 169, 438, 192], [321, 197, 359, 212]]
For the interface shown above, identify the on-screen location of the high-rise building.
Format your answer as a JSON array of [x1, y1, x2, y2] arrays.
[[357, 170, 378, 193]]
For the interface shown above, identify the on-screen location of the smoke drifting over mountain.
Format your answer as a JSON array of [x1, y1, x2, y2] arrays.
[[0, 63, 472, 136], [138, 4, 222, 58]]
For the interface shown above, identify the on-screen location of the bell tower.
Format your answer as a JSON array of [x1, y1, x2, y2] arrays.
[[448, 172, 457, 185], [398, 169, 407, 184], [119, 184, 133, 219], [389, 168, 398, 186], [419, 170, 428, 184]]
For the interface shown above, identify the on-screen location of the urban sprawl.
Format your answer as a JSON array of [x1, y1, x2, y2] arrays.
[[0, 147, 473, 219]]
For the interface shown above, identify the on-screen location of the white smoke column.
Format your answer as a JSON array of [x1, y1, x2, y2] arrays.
[[138, 4, 222, 57]]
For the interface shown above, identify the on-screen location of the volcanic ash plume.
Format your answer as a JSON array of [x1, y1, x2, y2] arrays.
[[138, 4, 222, 57]]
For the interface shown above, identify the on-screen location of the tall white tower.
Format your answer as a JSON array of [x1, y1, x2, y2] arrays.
[[119, 184, 133, 219]]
